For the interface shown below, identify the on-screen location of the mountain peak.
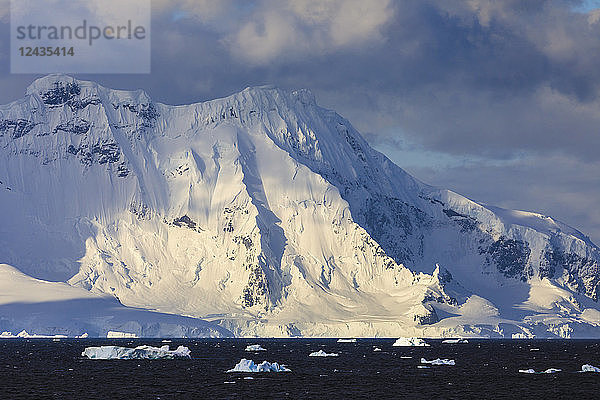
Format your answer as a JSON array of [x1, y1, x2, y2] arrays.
[[25, 74, 151, 106], [25, 73, 78, 96]]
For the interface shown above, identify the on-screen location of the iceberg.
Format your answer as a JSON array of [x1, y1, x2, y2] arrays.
[[337, 339, 356, 343], [512, 333, 534, 339], [1, 330, 87, 339], [82, 345, 191, 360], [421, 358, 455, 366], [227, 358, 291, 373], [11, 330, 68, 339], [581, 364, 600, 373], [245, 344, 267, 352], [442, 339, 468, 344], [518, 368, 561, 374], [393, 337, 430, 347], [106, 331, 138, 339], [373, 347, 382, 352], [309, 350, 338, 357]]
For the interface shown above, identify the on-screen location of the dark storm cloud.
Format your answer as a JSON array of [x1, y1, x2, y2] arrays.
[[0, 0, 598, 241]]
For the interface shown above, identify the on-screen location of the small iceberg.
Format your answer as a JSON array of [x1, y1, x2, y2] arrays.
[[393, 337, 430, 347], [227, 358, 291, 373], [373, 347, 382, 352], [245, 344, 267, 352], [106, 331, 138, 339], [337, 339, 356, 343], [442, 339, 468, 344], [581, 364, 600, 373], [512, 333, 534, 339], [309, 350, 338, 357], [82, 345, 191, 360], [421, 358, 455, 366], [518, 368, 561, 374]]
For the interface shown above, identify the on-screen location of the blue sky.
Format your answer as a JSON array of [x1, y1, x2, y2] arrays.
[[0, 0, 599, 244], [573, 0, 600, 11]]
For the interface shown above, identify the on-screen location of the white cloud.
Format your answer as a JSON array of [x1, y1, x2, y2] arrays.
[[228, 0, 394, 64], [230, 10, 306, 63]]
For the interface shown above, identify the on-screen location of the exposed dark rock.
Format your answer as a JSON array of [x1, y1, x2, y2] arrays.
[[0, 119, 37, 139], [543, 246, 600, 300], [54, 119, 91, 135], [443, 209, 478, 232], [359, 196, 430, 265], [234, 235, 253, 249], [485, 236, 531, 281], [172, 215, 202, 232], [242, 265, 269, 309], [413, 304, 439, 325], [40, 82, 81, 106]]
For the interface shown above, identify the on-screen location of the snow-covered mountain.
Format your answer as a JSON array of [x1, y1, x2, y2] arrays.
[[1, 74, 599, 338]]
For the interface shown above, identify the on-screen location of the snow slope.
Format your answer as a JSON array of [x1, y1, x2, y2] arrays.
[[0, 264, 231, 337], [0, 74, 599, 337]]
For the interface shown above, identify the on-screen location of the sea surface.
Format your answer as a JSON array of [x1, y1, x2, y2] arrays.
[[1, 339, 600, 399]]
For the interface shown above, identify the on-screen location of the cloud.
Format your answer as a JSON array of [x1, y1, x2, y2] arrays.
[[226, 0, 394, 64], [288, 0, 393, 47], [0, 0, 599, 240]]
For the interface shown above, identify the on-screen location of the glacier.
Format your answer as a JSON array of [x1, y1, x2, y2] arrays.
[[0, 74, 600, 337], [0, 264, 231, 338]]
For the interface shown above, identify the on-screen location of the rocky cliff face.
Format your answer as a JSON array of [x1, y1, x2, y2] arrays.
[[0, 74, 599, 337]]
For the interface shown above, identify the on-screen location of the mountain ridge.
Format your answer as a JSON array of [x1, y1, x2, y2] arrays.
[[0, 74, 599, 337]]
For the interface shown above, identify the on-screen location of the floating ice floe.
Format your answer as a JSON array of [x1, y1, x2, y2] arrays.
[[393, 337, 430, 347], [421, 358, 455, 366], [373, 347, 382, 352], [442, 339, 468, 344], [245, 344, 267, 352], [82, 345, 191, 360], [518, 368, 561, 374], [337, 339, 356, 343], [309, 350, 338, 357], [581, 364, 600, 373], [227, 358, 291, 373], [417, 365, 430, 369]]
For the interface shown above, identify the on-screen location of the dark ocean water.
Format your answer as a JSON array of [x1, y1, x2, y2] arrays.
[[1, 338, 600, 399]]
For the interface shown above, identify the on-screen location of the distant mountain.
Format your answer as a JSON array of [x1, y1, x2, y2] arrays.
[[0, 74, 599, 338]]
